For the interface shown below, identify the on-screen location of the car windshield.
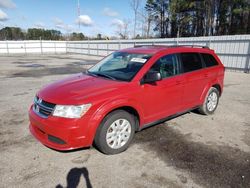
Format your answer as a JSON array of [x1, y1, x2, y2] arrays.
[[87, 52, 152, 81]]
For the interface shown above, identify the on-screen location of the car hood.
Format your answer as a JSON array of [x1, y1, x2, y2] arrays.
[[38, 73, 126, 105]]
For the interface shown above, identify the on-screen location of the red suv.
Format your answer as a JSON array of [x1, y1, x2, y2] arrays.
[[29, 45, 224, 154]]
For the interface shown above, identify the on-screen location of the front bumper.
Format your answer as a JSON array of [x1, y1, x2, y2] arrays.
[[29, 105, 92, 150]]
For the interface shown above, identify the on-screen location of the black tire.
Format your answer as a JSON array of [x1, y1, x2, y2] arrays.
[[94, 110, 136, 155], [199, 87, 220, 115]]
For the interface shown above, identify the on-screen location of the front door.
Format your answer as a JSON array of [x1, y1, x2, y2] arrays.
[[139, 54, 184, 124]]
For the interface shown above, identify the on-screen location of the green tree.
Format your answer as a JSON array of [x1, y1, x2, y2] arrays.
[[145, 0, 170, 38], [97, 33, 102, 40], [214, 0, 250, 35], [145, 0, 250, 37], [228, 0, 250, 34], [69, 32, 86, 40], [26, 28, 62, 40], [0, 27, 25, 40]]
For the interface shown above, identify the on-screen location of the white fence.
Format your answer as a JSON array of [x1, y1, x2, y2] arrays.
[[67, 35, 250, 73], [0, 35, 249, 72], [0, 40, 66, 54]]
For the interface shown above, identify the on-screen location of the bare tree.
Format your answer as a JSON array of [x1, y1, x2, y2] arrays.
[[138, 7, 154, 38], [130, 0, 141, 38], [145, 0, 169, 38], [137, 8, 146, 38], [113, 19, 131, 39], [120, 19, 130, 39]]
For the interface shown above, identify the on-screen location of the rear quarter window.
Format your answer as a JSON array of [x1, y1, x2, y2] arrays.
[[201, 53, 219, 67], [180, 53, 203, 73]]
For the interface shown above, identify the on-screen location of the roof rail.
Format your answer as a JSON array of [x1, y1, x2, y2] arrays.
[[134, 44, 209, 49], [171, 45, 210, 49], [134, 45, 167, 48]]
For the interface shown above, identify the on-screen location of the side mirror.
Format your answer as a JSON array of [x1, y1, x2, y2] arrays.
[[142, 71, 162, 84]]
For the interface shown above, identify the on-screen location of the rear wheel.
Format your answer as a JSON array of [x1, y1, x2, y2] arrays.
[[94, 110, 135, 154], [199, 87, 219, 115]]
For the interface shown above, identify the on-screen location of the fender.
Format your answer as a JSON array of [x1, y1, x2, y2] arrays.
[[200, 83, 211, 104], [199, 77, 223, 103], [85, 97, 144, 145]]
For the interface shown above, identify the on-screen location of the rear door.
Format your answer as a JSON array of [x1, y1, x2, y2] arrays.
[[179, 52, 207, 109]]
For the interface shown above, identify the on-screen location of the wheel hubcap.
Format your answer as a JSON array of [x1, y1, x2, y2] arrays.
[[106, 119, 131, 149], [207, 92, 218, 111]]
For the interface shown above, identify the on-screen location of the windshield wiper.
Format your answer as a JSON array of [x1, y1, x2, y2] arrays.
[[86, 71, 116, 80], [85, 70, 98, 77], [94, 72, 117, 80]]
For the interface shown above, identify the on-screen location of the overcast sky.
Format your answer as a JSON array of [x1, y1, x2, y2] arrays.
[[0, 0, 146, 36]]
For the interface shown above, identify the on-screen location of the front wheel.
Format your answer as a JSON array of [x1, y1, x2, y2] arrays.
[[94, 110, 135, 155], [199, 87, 220, 115]]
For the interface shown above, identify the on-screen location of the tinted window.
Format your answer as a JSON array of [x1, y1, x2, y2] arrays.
[[202, 53, 218, 67], [180, 53, 203, 73], [150, 54, 179, 79]]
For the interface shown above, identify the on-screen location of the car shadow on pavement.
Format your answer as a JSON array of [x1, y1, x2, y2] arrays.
[[133, 123, 250, 188], [56, 167, 92, 188]]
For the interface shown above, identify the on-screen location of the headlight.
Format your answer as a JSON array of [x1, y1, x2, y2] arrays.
[[52, 104, 91, 118]]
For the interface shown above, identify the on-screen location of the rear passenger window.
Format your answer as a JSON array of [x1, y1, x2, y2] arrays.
[[180, 53, 203, 73], [201, 53, 218, 67]]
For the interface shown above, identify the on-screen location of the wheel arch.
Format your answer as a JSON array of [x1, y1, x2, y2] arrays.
[[106, 106, 140, 131], [86, 101, 142, 145], [212, 84, 222, 96], [200, 81, 222, 104]]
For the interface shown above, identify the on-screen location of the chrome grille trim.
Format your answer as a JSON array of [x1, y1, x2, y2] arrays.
[[33, 96, 56, 118]]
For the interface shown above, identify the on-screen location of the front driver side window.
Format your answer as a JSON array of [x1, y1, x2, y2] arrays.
[[150, 54, 179, 79]]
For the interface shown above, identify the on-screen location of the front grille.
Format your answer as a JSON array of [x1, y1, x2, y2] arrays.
[[33, 96, 56, 118]]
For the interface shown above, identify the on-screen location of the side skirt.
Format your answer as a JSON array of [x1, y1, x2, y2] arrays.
[[139, 106, 199, 131]]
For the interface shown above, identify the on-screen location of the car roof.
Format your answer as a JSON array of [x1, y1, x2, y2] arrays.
[[120, 45, 212, 54]]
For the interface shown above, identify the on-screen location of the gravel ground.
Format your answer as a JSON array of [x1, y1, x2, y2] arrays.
[[0, 54, 249, 188]]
